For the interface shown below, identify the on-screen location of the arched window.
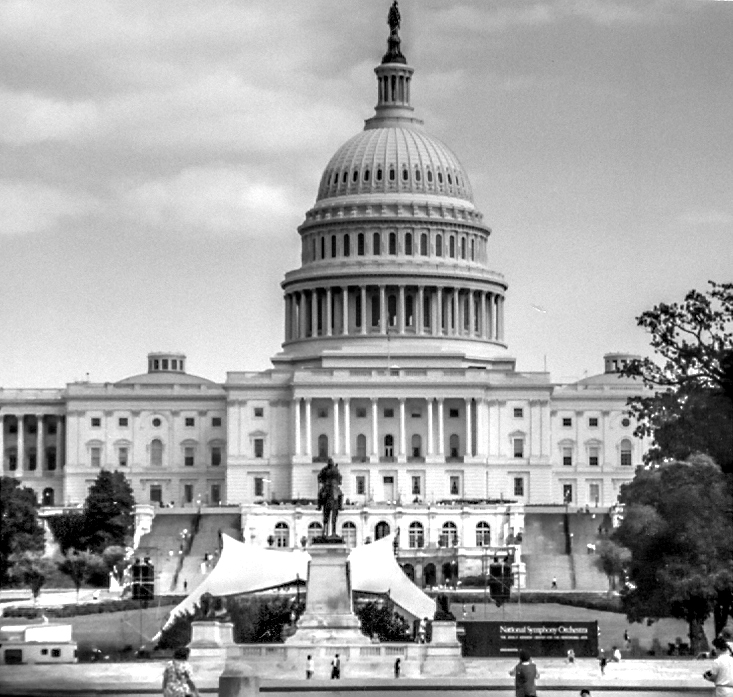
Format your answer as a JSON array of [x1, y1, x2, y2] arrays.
[[402, 563, 415, 582], [355, 291, 361, 328], [440, 521, 458, 547], [423, 294, 431, 329], [424, 562, 437, 587], [352, 169, 358, 183], [402, 168, 409, 182], [461, 237, 466, 259], [405, 232, 413, 255], [411, 434, 422, 458], [449, 434, 460, 458], [331, 235, 337, 258], [357, 233, 365, 256], [476, 521, 491, 547], [341, 170, 347, 183], [447, 172, 453, 186], [389, 167, 396, 182], [437, 171, 444, 184], [470, 239, 475, 261], [384, 434, 394, 458], [375, 521, 391, 540], [317, 434, 329, 460], [415, 169, 422, 182], [389, 232, 397, 255], [356, 434, 367, 461], [387, 294, 397, 327], [364, 168, 370, 182], [341, 521, 357, 547], [620, 439, 632, 466], [274, 522, 290, 548], [427, 169, 433, 183], [307, 521, 323, 542], [409, 521, 424, 548], [436, 234, 443, 257], [320, 236, 325, 259], [373, 232, 381, 255], [42, 488, 55, 506], [371, 295, 380, 327], [311, 238, 316, 261], [420, 233, 428, 256], [405, 295, 414, 328], [344, 235, 350, 257], [376, 167, 383, 182], [150, 439, 163, 467], [449, 236, 455, 258]]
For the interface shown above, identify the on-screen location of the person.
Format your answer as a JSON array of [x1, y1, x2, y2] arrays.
[[566, 648, 575, 663], [703, 635, 733, 696], [305, 654, 314, 680], [162, 647, 199, 697], [330, 653, 341, 679], [394, 657, 401, 678], [623, 629, 630, 651], [612, 645, 622, 662], [183, 580, 188, 592], [551, 576, 557, 589], [509, 649, 539, 697], [598, 648, 607, 675], [417, 617, 427, 644], [580, 691, 591, 697]]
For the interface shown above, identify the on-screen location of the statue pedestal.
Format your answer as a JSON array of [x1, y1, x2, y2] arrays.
[[423, 621, 465, 675], [285, 542, 370, 645]]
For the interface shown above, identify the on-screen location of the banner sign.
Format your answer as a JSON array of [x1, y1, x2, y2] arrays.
[[459, 620, 599, 657]]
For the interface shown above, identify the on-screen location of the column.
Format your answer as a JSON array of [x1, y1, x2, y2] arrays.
[[398, 399, 406, 459], [344, 399, 351, 458], [417, 286, 424, 334], [487, 293, 495, 340], [398, 285, 405, 333], [311, 290, 318, 337], [305, 399, 312, 458], [371, 398, 379, 457], [294, 399, 301, 456], [469, 290, 476, 337], [326, 287, 332, 336], [284, 295, 290, 341], [452, 289, 459, 336], [299, 292, 307, 339], [436, 288, 443, 335], [437, 400, 445, 456], [379, 286, 387, 334], [17, 415, 24, 474], [342, 286, 349, 335], [427, 399, 434, 455], [498, 296, 504, 342], [481, 292, 487, 339], [57, 416, 65, 470], [333, 398, 340, 456], [465, 400, 473, 457], [36, 414, 44, 473], [360, 287, 367, 335]]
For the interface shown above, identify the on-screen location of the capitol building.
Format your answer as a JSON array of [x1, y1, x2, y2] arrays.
[[0, 12, 647, 584]]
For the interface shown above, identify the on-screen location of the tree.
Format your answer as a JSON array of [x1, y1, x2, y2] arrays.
[[83, 470, 135, 552], [622, 281, 733, 473], [613, 456, 733, 652], [58, 550, 106, 602], [8, 551, 58, 602], [102, 545, 129, 585], [594, 539, 631, 592], [47, 511, 86, 555], [0, 477, 45, 584], [356, 599, 412, 642]]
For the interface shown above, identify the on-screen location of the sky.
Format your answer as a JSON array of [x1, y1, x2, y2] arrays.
[[1, 0, 731, 388]]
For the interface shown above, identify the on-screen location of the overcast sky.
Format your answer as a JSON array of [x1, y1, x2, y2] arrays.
[[1, 0, 731, 388]]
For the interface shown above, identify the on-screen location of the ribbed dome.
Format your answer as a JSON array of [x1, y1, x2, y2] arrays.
[[316, 126, 474, 204]]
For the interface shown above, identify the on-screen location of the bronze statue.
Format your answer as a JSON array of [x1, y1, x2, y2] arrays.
[[317, 458, 343, 538], [387, 1, 401, 35], [382, 1, 406, 65]]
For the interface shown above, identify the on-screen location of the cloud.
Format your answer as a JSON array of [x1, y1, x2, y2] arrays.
[[678, 210, 733, 226], [0, 181, 97, 236]]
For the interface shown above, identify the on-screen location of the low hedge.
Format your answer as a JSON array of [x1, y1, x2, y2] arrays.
[[3, 596, 184, 619], [426, 589, 623, 614]]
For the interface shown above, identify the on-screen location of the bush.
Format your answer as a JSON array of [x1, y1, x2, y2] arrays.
[[426, 590, 623, 614], [3, 596, 183, 619]]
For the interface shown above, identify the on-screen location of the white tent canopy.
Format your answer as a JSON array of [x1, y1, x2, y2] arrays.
[[158, 533, 435, 635]]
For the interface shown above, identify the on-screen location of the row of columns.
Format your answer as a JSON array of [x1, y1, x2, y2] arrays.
[[284, 285, 504, 343], [293, 397, 474, 460], [0, 414, 64, 474]]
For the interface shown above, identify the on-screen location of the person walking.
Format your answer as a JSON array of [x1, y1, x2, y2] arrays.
[[551, 576, 557, 589], [305, 654, 314, 680], [703, 635, 733, 696], [330, 653, 341, 679], [394, 657, 401, 678], [509, 649, 539, 697], [598, 648, 607, 675], [162, 647, 199, 697]]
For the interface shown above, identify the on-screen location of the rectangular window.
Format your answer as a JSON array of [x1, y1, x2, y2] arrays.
[[411, 475, 421, 495], [211, 484, 221, 505], [588, 417, 598, 428], [384, 408, 394, 418], [356, 408, 367, 418], [449, 475, 461, 496], [514, 477, 524, 497], [185, 417, 195, 427], [118, 417, 128, 427], [211, 447, 222, 466], [91, 447, 101, 467], [562, 417, 572, 427], [317, 408, 328, 418], [621, 451, 632, 467], [411, 411, 421, 418], [562, 447, 573, 466], [118, 447, 128, 467], [184, 484, 194, 503], [51, 648, 61, 658], [449, 408, 459, 418], [355, 475, 366, 495], [589, 447, 599, 467], [513, 408, 524, 418], [184, 447, 195, 467], [28, 452, 37, 471], [47, 421, 57, 435], [254, 407, 264, 418], [513, 438, 524, 458], [91, 417, 101, 428], [254, 438, 264, 458], [589, 483, 600, 504], [212, 417, 222, 427], [254, 477, 264, 497], [563, 483, 573, 504], [150, 485, 162, 504]]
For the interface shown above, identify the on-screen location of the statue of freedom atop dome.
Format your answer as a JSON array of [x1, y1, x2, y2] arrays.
[[317, 458, 343, 539], [388, 1, 401, 34], [382, 1, 406, 64]]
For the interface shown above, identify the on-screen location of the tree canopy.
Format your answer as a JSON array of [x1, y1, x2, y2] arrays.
[[83, 469, 135, 552], [0, 477, 45, 584], [8, 551, 58, 600], [613, 455, 733, 652], [622, 281, 733, 473]]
